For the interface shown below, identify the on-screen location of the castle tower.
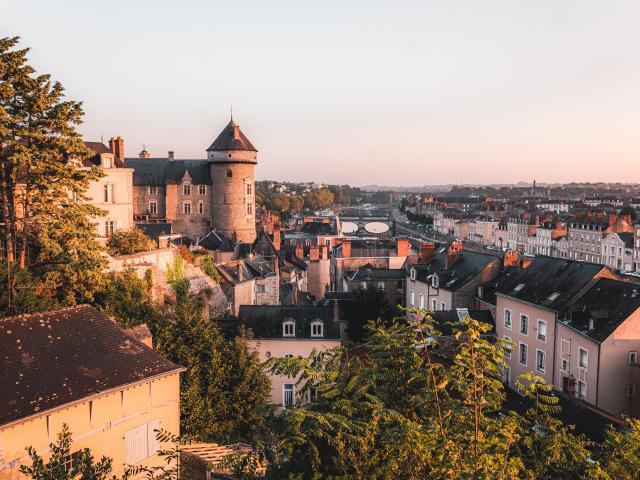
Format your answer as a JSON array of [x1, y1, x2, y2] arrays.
[[207, 117, 257, 243]]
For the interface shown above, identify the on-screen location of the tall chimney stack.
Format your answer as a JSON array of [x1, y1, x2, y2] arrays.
[[112, 136, 124, 162], [168, 151, 175, 161]]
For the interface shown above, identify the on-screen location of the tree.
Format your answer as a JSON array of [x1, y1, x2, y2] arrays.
[[0, 36, 106, 305], [106, 227, 154, 256], [154, 294, 271, 443], [587, 418, 640, 479], [268, 194, 290, 213], [0, 260, 56, 316], [20, 424, 114, 480]]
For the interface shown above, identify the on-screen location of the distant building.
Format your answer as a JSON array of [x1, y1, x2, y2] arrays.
[[601, 232, 635, 272], [0, 305, 184, 480]]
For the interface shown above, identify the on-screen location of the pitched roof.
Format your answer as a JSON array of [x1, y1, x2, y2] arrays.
[[559, 278, 640, 342], [206, 120, 257, 152], [125, 158, 212, 185], [237, 305, 340, 339], [495, 257, 610, 311], [0, 305, 182, 426], [345, 266, 406, 282], [430, 309, 495, 335], [411, 250, 500, 292], [136, 222, 173, 239], [83, 141, 126, 168]]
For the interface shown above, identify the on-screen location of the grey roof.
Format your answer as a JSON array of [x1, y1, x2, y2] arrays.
[[411, 250, 500, 292], [206, 120, 257, 152], [198, 230, 234, 252], [136, 222, 173, 239], [83, 141, 126, 168], [618, 232, 634, 249], [430, 309, 495, 336], [125, 158, 212, 185], [345, 265, 406, 282], [237, 305, 340, 339], [495, 257, 610, 311], [0, 305, 182, 426], [559, 278, 640, 342]]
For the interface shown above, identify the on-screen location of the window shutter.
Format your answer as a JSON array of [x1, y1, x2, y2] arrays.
[[125, 424, 148, 465], [147, 419, 161, 456]]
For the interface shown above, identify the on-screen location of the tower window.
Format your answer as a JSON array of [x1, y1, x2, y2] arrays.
[[198, 201, 204, 214], [226, 169, 233, 178], [198, 185, 206, 195], [247, 203, 253, 215], [183, 201, 192, 214], [246, 183, 252, 195], [183, 184, 191, 195]]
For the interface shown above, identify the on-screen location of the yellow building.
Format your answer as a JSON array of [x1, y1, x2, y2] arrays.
[[0, 305, 184, 480]]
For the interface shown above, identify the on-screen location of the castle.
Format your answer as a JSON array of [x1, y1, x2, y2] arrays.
[[85, 117, 258, 243]]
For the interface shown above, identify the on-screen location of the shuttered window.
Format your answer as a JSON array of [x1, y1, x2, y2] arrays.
[[125, 419, 161, 465]]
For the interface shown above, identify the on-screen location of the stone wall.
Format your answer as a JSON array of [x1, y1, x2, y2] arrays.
[[210, 162, 256, 243]]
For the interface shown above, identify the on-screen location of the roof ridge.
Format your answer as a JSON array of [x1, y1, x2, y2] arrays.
[[1, 303, 93, 322]]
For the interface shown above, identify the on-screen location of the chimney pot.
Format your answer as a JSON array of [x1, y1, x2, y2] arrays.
[[168, 151, 175, 161]]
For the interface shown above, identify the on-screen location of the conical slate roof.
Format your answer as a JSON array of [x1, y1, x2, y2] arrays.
[[206, 120, 257, 152]]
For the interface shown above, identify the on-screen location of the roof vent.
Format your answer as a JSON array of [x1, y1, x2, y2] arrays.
[[513, 283, 525, 292], [589, 318, 595, 331], [633, 289, 639, 299]]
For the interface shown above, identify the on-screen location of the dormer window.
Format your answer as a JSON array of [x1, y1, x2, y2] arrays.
[[410, 268, 416, 281], [431, 274, 439, 289], [102, 155, 112, 169], [311, 320, 324, 338], [283, 320, 295, 337]]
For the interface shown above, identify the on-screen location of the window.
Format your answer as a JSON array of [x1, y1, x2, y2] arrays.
[[148, 185, 158, 195], [102, 156, 112, 168], [149, 201, 157, 215], [255, 284, 266, 293], [432, 298, 437, 310], [283, 321, 295, 337], [283, 384, 294, 406], [311, 321, 324, 338], [410, 268, 416, 281], [63, 451, 81, 472], [520, 314, 528, 335], [104, 220, 115, 237], [198, 185, 206, 195], [440, 302, 445, 311], [519, 343, 528, 366], [247, 203, 253, 215], [536, 350, 546, 374], [504, 336, 512, 359], [103, 183, 114, 203], [432, 275, 439, 288], [630, 352, 638, 366], [578, 348, 588, 368], [246, 183, 252, 195], [410, 290, 415, 307], [183, 184, 191, 195], [504, 309, 512, 330], [198, 201, 204, 214], [284, 353, 294, 359], [183, 201, 192, 214], [627, 384, 636, 399], [537, 320, 547, 342], [419, 294, 424, 308], [226, 169, 233, 178], [125, 419, 161, 465], [561, 338, 570, 354], [577, 380, 587, 400], [377, 281, 385, 291]]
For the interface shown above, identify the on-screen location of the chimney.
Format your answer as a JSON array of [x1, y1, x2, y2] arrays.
[[309, 245, 320, 261], [624, 214, 632, 226], [168, 151, 175, 161], [397, 238, 409, 257], [445, 241, 463, 269], [232, 123, 241, 140], [295, 244, 304, 260], [273, 223, 281, 250], [504, 250, 519, 268], [333, 298, 340, 321], [341, 240, 351, 258], [272, 256, 279, 276], [608, 214, 618, 226], [419, 242, 436, 263], [111, 136, 124, 162], [139, 147, 150, 159], [236, 262, 243, 282], [522, 257, 534, 269]]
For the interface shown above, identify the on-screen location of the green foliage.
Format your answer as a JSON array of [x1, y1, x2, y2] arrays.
[[0, 36, 106, 306], [106, 228, 154, 256], [123, 428, 182, 480], [199, 255, 223, 284], [588, 418, 640, 479], [304, 188, 334, 210], [92, 269, 164, 328], [155, 295, 271, 443], [20, 424, 114, 480], [0, 260, 56, 317]]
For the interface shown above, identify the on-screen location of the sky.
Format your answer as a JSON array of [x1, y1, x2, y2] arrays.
[[3, 1, 640, 186]]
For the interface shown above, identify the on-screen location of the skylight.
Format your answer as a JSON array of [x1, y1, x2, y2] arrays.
[[513, 283, 525, 292]]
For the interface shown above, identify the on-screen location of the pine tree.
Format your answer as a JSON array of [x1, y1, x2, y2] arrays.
[[0, 36, 105, 306]]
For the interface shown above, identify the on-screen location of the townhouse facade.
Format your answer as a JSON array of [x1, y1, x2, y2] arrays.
[[601, 232, 635, 272]]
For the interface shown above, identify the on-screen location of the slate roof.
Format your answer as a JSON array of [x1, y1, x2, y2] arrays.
[[0, 305, 183, 426], [618, 232, 634, 249], [125, 158, 212, 185], [198, 230, 234, 252], [237, 305, 340, 339], [559, 278, 640, 342], [136, 222, 173, 239], [411, 250, 499, 292], [83, 141, 126, 168], [345, 265, 405, 282], [216, 256, 276, 284], [430, 309, 495, 336], [300, 222, 338, 236], [495, 257, 610, 312], [206, 120, 257, 152]]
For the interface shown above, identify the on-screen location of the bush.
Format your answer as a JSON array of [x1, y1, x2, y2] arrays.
[[106, 228, 154, 255]]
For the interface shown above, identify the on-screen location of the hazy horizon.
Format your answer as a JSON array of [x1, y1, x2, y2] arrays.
[[4, 1, 640, 185]]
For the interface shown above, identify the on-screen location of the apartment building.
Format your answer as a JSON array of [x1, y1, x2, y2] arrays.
[[407, 241, 502, 312], [601, 232, 635, 272], [567, 214, 633, 264], [467, 216, 499, 245], [238, 305, 341, 406], [0, 306, 183, 480], [495, 257, 617, 395], [341, 265, 405, 308]]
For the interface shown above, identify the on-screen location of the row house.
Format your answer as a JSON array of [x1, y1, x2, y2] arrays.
[[237, 305, 341, 406], [525, 221, 567, 257], [601, 232, 635, 272], [341, 264, 406, 308], [493, 257, 640, 417], [506, 218, 536, 253], [567, 217, 608, 264], [0, 306, 183, 480], [635, 224, 640, 272], [467, 216, 499, 245], [407, 241, 502, 312]]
